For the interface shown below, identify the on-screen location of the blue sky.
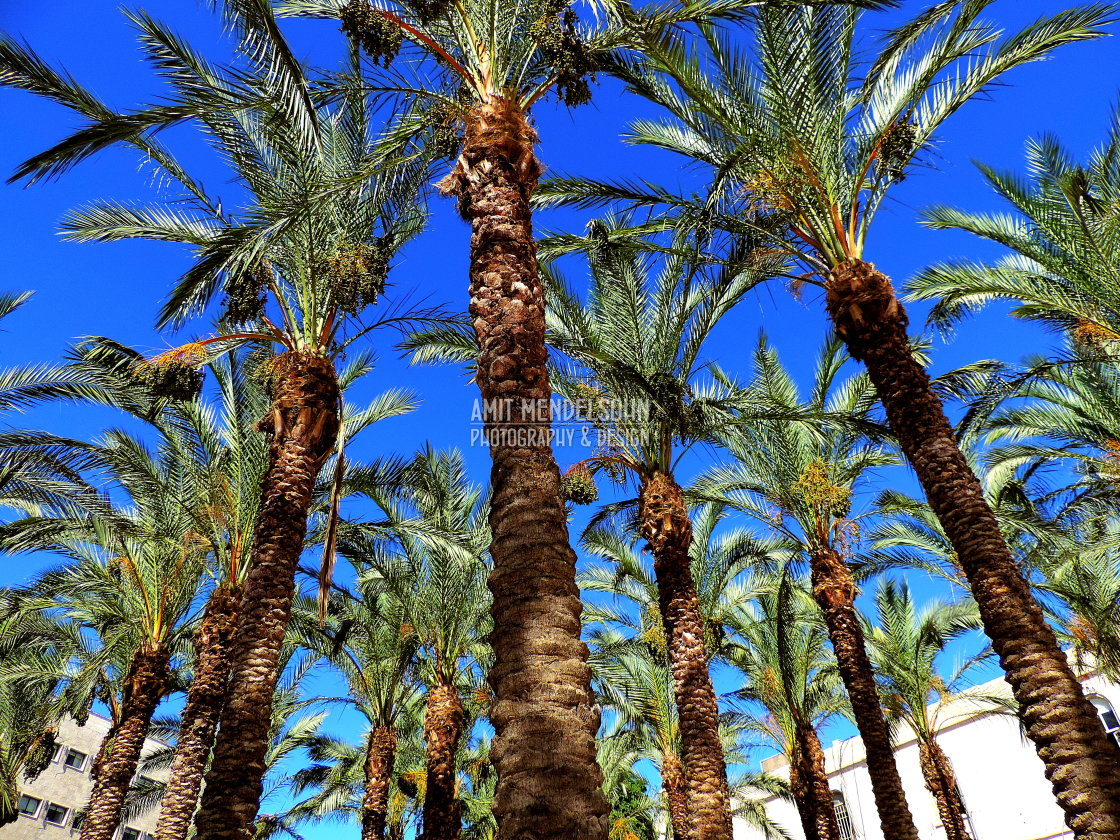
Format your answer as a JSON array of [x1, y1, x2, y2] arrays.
[[1, 0, 1118, 835]]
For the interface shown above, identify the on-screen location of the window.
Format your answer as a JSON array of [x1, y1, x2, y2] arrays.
[[1091, 697, 1120, 749], [51, 744, 65, 762], [17, 795, 41, 818], [43, 802, 70, 827], [833, 791, 856, 840], [63, 748, 87, 771], [121, 827, 142, 840]]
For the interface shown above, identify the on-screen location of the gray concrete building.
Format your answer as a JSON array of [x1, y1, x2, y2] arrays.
[[1, 714, 167, 840]]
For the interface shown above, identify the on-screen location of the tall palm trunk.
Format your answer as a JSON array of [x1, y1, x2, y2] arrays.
[[660, 750, 693, 840], [789, 720, 839, 840], [918, 737, 972, 840], [193, 351, 340, 840], [808, 546, 919, 840], [421, 684, 465, 840], [362, 725, 397, 840], [826, 258, 1120, 839], [637, 471, 732, 840], [438, 95, 608, 840], [155, 583, 239, 840], [80, 644, 170, 840]]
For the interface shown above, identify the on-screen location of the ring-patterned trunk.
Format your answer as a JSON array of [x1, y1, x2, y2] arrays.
[[362, 726, 397, 840], [421, 684, 465, 840], [661, 750, 694, 840], [826, 258, 1120, 840], [638, 471, 733, 840], [155, 583, 239, 840], [789, 720, 839, 840], [918, 737, 972, 840], [808, 546, 919, 840], [80, 645, 169, 840], [192, 351, 339, 840], [437, 95, 609, 840]]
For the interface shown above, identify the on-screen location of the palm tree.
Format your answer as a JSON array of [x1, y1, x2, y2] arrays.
[[912, 110, 1120, 351], [863, 581, 1006, 840], [274, 0, 647, 830], [0, 604, 90, 826], [589, 631, 690, 839], [356, 447, 491, 840], [537, 4, 1120, 833], [694, 337, 919, 840], [0, 430, 212, 840], [0, 10, 428, 837], [521, 222, 769, 840], [724, 571, 845, 840], [295, 574, 423, 840]]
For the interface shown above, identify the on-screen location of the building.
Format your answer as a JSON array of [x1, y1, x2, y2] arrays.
[[2, 713, 168, 840], [736, 670, 1120, 840]]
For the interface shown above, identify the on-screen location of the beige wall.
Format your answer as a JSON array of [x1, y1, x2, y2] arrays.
[[1, 714, 168, 840]]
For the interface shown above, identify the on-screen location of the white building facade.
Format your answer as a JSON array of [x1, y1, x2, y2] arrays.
[[737, 672, 1120, 840], [1, 714, 167, 840]]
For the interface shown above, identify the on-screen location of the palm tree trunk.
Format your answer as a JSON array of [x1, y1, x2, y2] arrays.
[[362, 725, 397, 840], [638, 471, 733, 840], [192, 351, 340, 840], [660, 750, 694, 840], [790, 721, 839, 840], [808, 546, 919, 840], [155, 582, 239, 840], [421, 684, 465, 840], [918, 737, 972, 840], [437, 95, 609, 840], [80, 644, 169, 840], [826, 258, 1120, 840]]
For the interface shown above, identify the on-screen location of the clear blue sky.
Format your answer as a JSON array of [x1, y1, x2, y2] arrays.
[[1, 1, 1118, 835]]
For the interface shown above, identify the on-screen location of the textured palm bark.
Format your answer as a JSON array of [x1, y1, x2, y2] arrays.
[[421, 684, 465, 840], [438, 96, 609, 840], [638, 472, 732, 840], [155, 583, 239, 840], [789, 721, 839, 840], [661, 750, 694, 840], [362, 726, 397, 840], [918, 738, 972, 840], [80, 645, 169, 840], [808, 546, 919, 840], [192, 351, 339, 840], [826, 258, 1120, 840]]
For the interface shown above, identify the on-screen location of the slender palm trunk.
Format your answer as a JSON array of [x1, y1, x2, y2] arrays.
[[638, 471, 733, 840], [80, 645, 169, 840], [660, 750, 694, 840], [438, 95, 608, 840], [808, 546, 919, 840], [918, 737, 972, 840], [421, 684, 465, 840], [155, 583, 239, 840], [826, 258, 1120, 840], [789, 721, 839, 840], [362, 725, 397, 840], [192, 351, 339, 840]]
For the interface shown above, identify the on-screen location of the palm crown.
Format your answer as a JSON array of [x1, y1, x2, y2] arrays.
[[1, 8, 430, 366], [539, 1, 1112, 277], [912, 109, 1120, 347]]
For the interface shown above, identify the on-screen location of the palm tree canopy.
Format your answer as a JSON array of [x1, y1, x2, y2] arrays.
[[912, 108, 1120, 345], [0, 7, 433, 364], [536, 1, 1112, 278]]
